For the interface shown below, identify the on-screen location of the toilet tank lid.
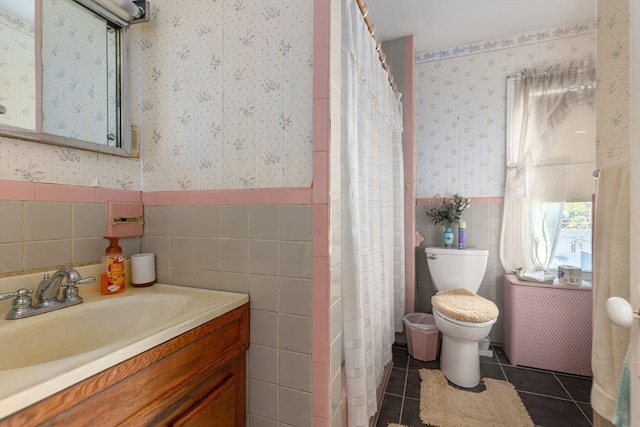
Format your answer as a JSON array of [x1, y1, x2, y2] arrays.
[[425, 247, 489, 256]]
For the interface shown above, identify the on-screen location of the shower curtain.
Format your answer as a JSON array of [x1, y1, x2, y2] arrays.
[[341, 1, 405, 425]]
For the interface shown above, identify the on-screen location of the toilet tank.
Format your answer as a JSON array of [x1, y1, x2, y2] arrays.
[[425, 247, 489, 292]]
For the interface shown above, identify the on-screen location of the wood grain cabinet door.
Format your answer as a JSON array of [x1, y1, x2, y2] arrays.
[[169, 373, 238, 427], [0, 304, 248, 427]]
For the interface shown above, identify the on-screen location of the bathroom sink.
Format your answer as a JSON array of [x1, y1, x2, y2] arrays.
[[0, 293, 192, 370], [0, 268, 248, 420]]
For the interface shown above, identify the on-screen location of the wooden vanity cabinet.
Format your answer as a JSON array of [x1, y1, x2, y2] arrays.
[[1, 303, 249, 427]]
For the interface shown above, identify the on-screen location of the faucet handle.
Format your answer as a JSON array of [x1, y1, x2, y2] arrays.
[[61, 276, 97, 303], [0, 288, 32, 301], [69, 276, 98, 285], [60, 275, 97, 289], [63, 268, 82, 283], [2, 289, 34, 320]]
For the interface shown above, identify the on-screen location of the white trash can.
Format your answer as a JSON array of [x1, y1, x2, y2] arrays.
[[403, 313, 440, 362]]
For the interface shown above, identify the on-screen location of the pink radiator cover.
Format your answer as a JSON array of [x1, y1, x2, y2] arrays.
[[503, 275, 592, 376]]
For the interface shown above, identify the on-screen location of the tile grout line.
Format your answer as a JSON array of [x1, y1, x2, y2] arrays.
[[517, 389, 586, 403], [495, 347, 545, 427], [492, 344, 510, 382], [575, 404, 594, 426], [398, 353, 410, 423], [552, 372, 594, 426]]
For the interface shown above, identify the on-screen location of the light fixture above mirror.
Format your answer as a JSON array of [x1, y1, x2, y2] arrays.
[[83, 0, 149, 24]]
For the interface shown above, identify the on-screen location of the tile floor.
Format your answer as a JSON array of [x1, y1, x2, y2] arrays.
[[376, 343, 593, 427]]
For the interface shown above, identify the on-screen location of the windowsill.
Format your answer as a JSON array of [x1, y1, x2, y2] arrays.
[[551, 278, 592, 287], [506, 274, 592, 289]]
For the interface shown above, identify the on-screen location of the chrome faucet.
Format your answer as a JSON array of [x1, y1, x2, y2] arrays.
[[0, 268, 97, 320]]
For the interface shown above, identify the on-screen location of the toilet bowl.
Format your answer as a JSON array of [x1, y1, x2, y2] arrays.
[[425, 247, 499, 388], [431, 288, 498, 387]]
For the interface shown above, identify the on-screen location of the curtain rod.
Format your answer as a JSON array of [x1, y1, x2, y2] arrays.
[[355, 0, 398, 92]]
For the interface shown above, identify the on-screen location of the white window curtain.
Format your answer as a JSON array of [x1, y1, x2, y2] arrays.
[[341, 0, 405, 425], [500, 61, 595, 274]]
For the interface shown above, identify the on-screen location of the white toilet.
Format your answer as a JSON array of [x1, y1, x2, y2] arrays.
[[425, 247, 499, 388]]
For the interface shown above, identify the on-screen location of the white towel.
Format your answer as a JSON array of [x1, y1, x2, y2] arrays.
[[591, 157, 631, 422]]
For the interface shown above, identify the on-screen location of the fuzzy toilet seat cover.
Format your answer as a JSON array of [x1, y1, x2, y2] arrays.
[[431, 288, 499, 323]]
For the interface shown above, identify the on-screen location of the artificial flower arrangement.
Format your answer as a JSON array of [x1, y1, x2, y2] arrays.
[[426, 194, 471, 226]]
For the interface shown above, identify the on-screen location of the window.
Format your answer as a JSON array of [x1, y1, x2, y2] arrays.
[[501, 63, 596, 277], [538, 102, 595, 275], [550, 201, 592, 272]]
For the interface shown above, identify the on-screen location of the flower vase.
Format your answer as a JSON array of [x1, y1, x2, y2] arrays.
[[443, 226, 454, 248]]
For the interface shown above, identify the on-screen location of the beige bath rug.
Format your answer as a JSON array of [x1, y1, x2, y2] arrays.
[[419, 369, 533, 427], [387, 424, 409, 427]]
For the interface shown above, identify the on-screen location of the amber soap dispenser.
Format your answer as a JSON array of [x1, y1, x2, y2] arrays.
[[101, 237, 126, 295]]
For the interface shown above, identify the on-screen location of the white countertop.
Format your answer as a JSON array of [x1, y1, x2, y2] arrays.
[[0, 265, 248, 419]]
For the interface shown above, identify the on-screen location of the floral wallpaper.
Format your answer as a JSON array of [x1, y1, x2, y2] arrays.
[[1, 0, 312, 192], [0, 10, 35, 131], [0, 135, 141, 189], [130, 0, 313, 191], [414, 22, 596, 198], [42, 0, 117, 145], [595, 0, 630, 164]]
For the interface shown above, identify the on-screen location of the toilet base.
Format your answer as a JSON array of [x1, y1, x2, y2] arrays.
[[479, 348, 494, 358], [439, 334, 481, 388]]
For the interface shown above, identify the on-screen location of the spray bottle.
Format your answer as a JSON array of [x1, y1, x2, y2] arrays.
[[458, 220, 466, 249]]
